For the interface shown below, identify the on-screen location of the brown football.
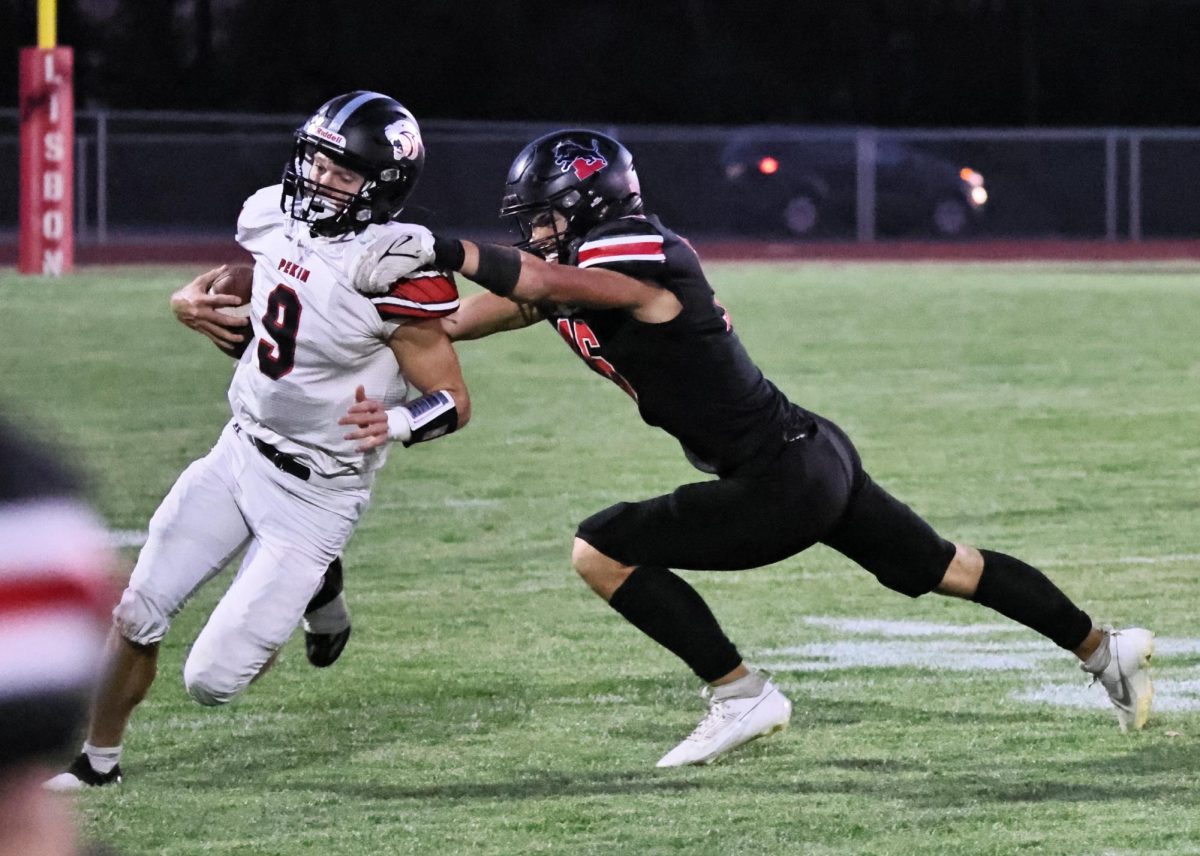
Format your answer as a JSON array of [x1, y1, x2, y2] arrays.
[[210, 264, 253, 316]]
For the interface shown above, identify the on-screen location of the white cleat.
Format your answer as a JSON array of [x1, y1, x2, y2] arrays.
[[42, 771, 88, 793], [656, 678, 792, 768], [1084, 627, 1155, 733]]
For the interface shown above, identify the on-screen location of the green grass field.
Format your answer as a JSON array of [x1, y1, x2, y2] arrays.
[[2, 261, 1198, 855]]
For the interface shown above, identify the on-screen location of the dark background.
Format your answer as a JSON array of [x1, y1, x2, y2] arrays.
[[2, 0, 1199, 126]]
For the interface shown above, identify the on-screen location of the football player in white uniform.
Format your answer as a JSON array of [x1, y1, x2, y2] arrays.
[[45, 91, 470, 790]]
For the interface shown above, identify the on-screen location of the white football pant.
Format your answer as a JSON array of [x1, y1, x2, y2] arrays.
[[114, 422, 371, 705]]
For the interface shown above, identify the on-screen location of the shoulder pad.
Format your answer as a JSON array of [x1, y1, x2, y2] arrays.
[[576, 216, 666, 271], [371, 268, 460, 320], [237, 185, 283, 244]]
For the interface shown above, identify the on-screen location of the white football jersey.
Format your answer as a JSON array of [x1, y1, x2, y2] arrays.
[[228, 185, 459, 477]]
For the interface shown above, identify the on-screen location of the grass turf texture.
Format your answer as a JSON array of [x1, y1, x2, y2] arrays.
[[1, 262, 1198, 855]]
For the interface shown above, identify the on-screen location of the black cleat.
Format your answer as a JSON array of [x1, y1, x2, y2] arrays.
[[44, 753, 123, 791], [305, 625, 352, 668], [303, 557, 351, 668]]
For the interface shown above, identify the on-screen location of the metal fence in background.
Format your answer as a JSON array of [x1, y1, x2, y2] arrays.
[[1, 108, 1197, 243]]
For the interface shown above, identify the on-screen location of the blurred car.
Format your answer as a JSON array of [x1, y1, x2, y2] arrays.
[[721, 137, 989, 238]]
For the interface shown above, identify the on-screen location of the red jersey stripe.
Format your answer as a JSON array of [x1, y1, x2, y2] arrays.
[[578, 240, 665, 264], [372, 273, 460, 319], [0, 573, 115, 620], [386, 274, 458, 303], [376, 302, 459, 320]]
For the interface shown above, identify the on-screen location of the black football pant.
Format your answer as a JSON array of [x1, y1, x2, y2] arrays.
[[577, 415, 955, 596]]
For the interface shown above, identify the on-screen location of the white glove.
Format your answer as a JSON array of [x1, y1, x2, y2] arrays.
[[349, 223, 436, 295]]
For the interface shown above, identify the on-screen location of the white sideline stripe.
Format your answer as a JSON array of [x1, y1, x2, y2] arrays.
[[107, 529, 148, 548]]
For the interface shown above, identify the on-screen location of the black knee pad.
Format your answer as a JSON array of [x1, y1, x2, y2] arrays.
[[575, 502, 639, 566], [867, 543, 955, 598]]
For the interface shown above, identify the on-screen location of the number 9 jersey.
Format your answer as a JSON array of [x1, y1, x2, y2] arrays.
[[228, 185, 460, 478]]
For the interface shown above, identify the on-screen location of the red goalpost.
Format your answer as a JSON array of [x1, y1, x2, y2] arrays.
[[18, 0, 74, 275]]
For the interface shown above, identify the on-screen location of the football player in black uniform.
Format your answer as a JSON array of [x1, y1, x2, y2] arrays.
[[355, 129, 1153, 767]]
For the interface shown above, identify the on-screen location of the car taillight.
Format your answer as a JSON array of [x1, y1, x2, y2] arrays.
[[758, 156, 780, 175], [959, 167, 984, 188]]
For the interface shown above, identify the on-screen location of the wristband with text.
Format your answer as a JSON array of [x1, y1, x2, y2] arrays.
[[385, 390, 459, 447]]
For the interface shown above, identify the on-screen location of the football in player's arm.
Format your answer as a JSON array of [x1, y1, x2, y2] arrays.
[[349, 129, 1155, 768], [173, 264, 467, 450]]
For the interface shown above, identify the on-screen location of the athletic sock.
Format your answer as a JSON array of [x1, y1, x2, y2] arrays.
[[305, 558, 344, 615], [82, 742, 122, 774], [303, 593, 350, 634], [607, 565, 743, 683], [1081, 631, 1113, 674], [711, 669, 767, 701], [972, 549, 1094, 650]]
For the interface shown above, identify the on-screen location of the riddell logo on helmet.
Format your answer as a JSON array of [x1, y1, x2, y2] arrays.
[[310, 125, 347, 149], [554, 139, 609, 180]]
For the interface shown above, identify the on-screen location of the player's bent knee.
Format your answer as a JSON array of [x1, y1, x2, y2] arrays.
[[867, 537, 958, 599], [182, 656, 244, 707], [572, 537, 614, 578], [183, 673, 238, 707], [571, 537, 633, 598], [934, 543, 984, 598], [112, 588, 172, 647]]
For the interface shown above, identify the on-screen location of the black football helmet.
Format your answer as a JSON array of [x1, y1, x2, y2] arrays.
[[500, 129, 643, 260], [282, 91, 425, 237]]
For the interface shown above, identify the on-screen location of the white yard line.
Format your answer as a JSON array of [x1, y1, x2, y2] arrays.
[[106, 529, 148, 548], [1038, 554, 1200, 568], [759, 616, 1200, 712]]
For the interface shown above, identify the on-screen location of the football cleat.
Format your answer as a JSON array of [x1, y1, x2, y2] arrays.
[[43, 753, 122, 792], [303, 558, 352, 668], [1084, 627, 1155, 732], [656, 678, 792, 768], [305, 625, 352, 669]]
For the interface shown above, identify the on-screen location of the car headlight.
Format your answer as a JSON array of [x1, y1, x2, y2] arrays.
[[970, 186, 988, 206]]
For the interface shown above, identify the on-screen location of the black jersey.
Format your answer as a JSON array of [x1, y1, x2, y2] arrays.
[[544, 215, 811, 476]]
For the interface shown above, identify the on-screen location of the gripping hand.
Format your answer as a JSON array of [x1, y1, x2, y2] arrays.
[[349, 223, 436, 295]]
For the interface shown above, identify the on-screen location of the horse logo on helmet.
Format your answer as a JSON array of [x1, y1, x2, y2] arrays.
[[553, 138, 609, 181]]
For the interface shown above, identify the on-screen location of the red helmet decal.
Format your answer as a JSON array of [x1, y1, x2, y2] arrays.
[[554, 138, 609, 181]]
